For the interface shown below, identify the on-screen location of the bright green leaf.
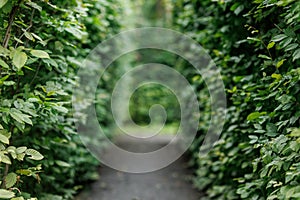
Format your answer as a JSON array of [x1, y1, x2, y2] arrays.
[[30, 50, 50, 59], [267, 41, 275, 49], [247, 112, 261, 121], [0, 189, 15, 199], [25, 149, 44, 160], [16, 169, 31, 176], [276, 59, 286, 68], [12, 51, 27, 70], [0, 132, 9, 144], [11, 197, 25, 200], [0, 0, 8, 9], [290, 128, 300, 137], [1, 155, 11, 164], [0, 130, 11, 144], [16, 146, 27, 154], [24, 32, 34, 41], [271, 73, 282, 80], [0, 58, 9, 69], [5, 172, 17, 188]]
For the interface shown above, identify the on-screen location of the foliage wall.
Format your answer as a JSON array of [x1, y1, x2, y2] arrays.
[[174, 0, 300, 199], [0, 0, 120, 199]]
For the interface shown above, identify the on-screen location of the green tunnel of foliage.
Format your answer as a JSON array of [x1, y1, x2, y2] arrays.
[[1, 0, 300, 199], [0, 0, 120, 199], [173, 0, 300, 199]]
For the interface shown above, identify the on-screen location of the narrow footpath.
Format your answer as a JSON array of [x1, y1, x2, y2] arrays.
[[76, 134, 203, 200]]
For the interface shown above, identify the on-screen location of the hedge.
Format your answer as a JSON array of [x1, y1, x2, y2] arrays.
[[0, 0, 120, 199], [174, 0, 300, 199]]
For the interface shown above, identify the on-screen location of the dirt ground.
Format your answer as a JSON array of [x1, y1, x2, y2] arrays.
[[76, 134, 204, 200]]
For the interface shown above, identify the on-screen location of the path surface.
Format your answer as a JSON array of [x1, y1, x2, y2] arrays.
[[76, 134, 203, 200]]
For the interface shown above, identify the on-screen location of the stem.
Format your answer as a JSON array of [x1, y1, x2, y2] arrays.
[[15, 9, 35, 48], [0, 0, 23, 73], [30, 62, 41, 86], [2, 0, 23, 48], [274, 23, 284, 32], [1, 164, 9, 189]]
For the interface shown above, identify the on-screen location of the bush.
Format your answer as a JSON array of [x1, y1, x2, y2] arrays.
[[0, 0, 120, 199], [174, 0, 300, 199]]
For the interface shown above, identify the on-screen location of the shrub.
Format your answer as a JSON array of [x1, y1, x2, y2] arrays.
[[174, 0, 300, 199], [0, 0, 120, 199]]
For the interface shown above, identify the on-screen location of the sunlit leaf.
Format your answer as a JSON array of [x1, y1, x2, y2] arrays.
[[30, 50, 50, 59], [25, 149, 44, 160], [5, 172, 17, 188], [0, 189, 15, 199], [12, 51, 27, 70]]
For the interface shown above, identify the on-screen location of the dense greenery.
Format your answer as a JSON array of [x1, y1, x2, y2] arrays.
[[1, 0, 299, 199], [174, 0, 300, 199], [0, 0, 120, 199]]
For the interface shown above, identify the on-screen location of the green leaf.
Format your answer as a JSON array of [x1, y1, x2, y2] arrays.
[[11, 197, 25, 200], [272, 34, 288, 42], [290, 128, 300, 137], [271, 73, 282, 80], [24, 32, 34, 41], [31, 33, 43, 41], [258, 54, 271, 60], [266, 123, 278, 137], [55, 160, 71, 167], [53, 106, 68, 113], [26, 1, 42, 11], [0, 130, 11, 144], [247, 112, 261, 121], [9, 109, 32, 125], [285, 43, 298, 51], [267, 41, 275, 49], [0, 189, 15, 199], [16, 169, 31, 176], [292, 48, 300, 61], [249, 135, 258, 144], [16, 153, 25, 161], [247, 37, 261, 42], [0, 132, 9, 144], [1, 155, 11, 164], [3, 81, 15, 86], [276, 59, 286, 68], [12, 51, 27, 70], [5, 172, 17, 188], [0, 0, 8, 9], [25, 149, 44, 160], [30, 50, 50, 59], [16, 146, 27, 154], [0, 58, 9, 69]]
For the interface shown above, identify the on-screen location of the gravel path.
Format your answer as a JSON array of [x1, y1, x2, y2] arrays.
[[76, 134, 203, 200]]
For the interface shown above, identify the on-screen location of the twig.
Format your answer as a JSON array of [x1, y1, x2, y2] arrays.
[[15, 9, 35, 48], [30, 61, 41, 86], [0, 164, 10, 189], [2, 0, 23, 48], [274, 23, 284, 32], [261, 40, 273, 60]]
